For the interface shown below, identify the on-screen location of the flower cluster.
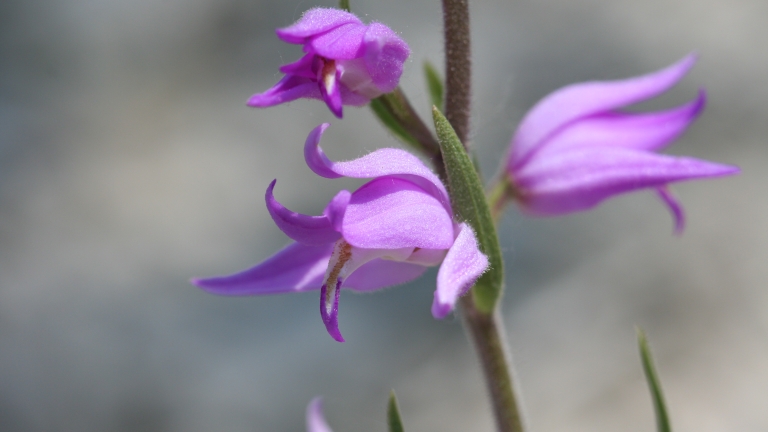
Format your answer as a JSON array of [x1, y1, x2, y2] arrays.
[[194, 7, 738, 344]]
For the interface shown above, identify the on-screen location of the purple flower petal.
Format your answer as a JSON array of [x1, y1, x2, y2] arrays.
[[303, 123, 340, 178], [516, 146, 739, 215], [539, 90, 706, 155], [191, 242, 332, 295], [656, 186, 686, 235], [279, 53, 318, 79], [343, 258, 429, 291], [432, 223, 489, 318], [362, 22, 411, 93], [303, 123, 451, 211], [247, 75, 321, 108], [309, 23, 367, 60], [510, 54, 697, 169], [276, 8, 361, 44], [265, 180, 343, 245], [306, 398, 334, 432], [342, 177, 455, 250], [323, 189, 351, 232]]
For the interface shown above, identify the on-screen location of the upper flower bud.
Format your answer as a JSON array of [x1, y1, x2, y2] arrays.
[[505, 54, 739, 233], [248, 8, 410, 118]]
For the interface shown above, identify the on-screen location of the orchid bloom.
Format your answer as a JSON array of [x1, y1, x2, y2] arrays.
[[306, 398, 333, 432], [248, 8, 410, 119], [192, 124, 488, 342], [506, 54, 739, 233]]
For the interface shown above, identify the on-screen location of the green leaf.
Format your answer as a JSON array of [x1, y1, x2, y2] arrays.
[[339, 0, 350, 12], [387, 391, 405, 432], [423, 61, 444, 111], [638, 328, 672, 432], [370, 97, 421, 148], [432, 107, 504, 314]]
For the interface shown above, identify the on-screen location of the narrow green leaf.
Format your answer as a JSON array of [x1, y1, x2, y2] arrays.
[[387, 391, 405, 432], [339, 0, 350, 12], [370, 97, 420, 148], [638, 328, 672, 432], [432, 107, 503, 313], [423, 61, 444, 111]]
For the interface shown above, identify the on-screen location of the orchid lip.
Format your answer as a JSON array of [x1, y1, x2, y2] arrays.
[[319, 240, 352, 342]]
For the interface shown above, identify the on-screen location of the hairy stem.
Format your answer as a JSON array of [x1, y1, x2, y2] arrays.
[[440, 1, 524, 430], [460, 296, 525, 432], [441, 0, 472, 147]]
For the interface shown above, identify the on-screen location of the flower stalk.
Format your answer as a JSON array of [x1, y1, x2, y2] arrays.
[[441, 0, 472, 147], [440, 1, 525, 431], [461, 295, 525, 432]]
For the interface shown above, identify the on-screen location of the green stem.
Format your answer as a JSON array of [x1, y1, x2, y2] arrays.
[[486, 178, 518, 222], [441, 0, 472, 147], [460, 296, 525, 432], [440, 1, 525, 430]]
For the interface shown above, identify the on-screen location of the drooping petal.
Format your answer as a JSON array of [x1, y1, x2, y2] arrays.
[[432, 223, 489, 319], [342, 177, 455, 250], [306, 398, 334, 432], [308, 23, 367, 60], [265, 180, 343, 245], [320, 278, 344, 342], [247, 75, 321, 107], [276, 8, 361, 44], [538, 90, 706, 155], [510, 54, 697, 168], [656, 186, 686, 235], [191, 242, 333, 295], [303, 123, 451, 211], [343, 258, 429, 292], [515, 146, 739, 215], [362, 22, 410, 94], [304, 123, 339, 178], [319, 240, 418, 341]]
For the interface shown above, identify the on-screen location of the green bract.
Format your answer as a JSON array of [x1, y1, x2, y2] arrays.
[[432, 107, 503, 314]]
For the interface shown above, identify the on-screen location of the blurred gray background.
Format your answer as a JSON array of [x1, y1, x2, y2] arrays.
[[0, 0, 765, 430]]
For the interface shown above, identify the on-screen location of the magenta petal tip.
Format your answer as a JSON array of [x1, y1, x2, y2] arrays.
[[320, 280, 345, 342], [431, 300, 453, 319]]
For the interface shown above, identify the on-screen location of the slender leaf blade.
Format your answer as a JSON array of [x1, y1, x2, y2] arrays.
[[424, 61, 444, 111], [432, 107, 503, 313], [387, 391, 405, 432], [638, 328, 672, 432]]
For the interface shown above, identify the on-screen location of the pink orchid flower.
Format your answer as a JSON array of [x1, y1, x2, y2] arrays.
[[506, 54, 739, 233], [248, 8, 410, 118], [192, 124, 488, 342]]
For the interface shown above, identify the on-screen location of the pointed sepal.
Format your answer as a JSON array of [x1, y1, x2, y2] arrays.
[[432, 107, 503, 314]]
